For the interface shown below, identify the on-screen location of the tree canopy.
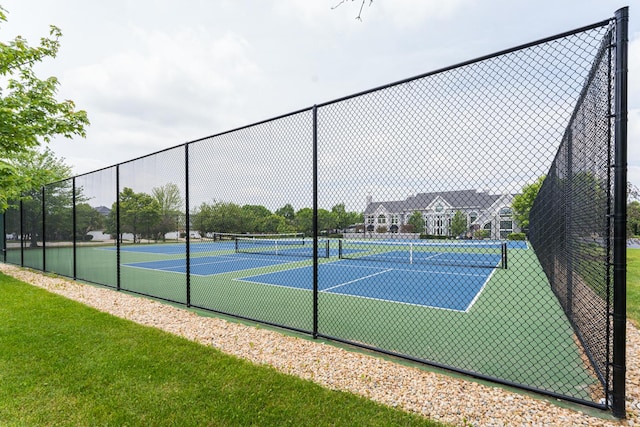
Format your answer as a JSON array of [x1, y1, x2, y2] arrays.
[[450, 210, 468, 237], [511, 176, 545, 230], [0, 5, 89, 210]]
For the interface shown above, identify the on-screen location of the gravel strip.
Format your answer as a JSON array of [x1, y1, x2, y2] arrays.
[[2, 264, 637, 426]]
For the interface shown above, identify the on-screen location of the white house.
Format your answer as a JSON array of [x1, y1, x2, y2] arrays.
[[363, 189, 519, 239]]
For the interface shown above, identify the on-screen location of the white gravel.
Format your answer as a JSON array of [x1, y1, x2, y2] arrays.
[[1, 263, 638, 427]]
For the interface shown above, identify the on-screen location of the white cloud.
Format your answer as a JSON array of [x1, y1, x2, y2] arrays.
[[377, 0, 473, 29], [67, 26, 261, 120]]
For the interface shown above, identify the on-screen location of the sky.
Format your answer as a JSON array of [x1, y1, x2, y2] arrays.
[[1, 0, 639, 211]]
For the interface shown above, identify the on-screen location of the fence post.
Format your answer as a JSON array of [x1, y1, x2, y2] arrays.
[[611, 6, 628, 419], [19, 199, 24, 267], [1, 210, 5, 263], [42, 186, 46, 272], [312, 105, 319, 339], [116, 165, 121, 291], [566, 129, 573, 320], [72, 178, 77, 279], [185, 143, 191, 307]]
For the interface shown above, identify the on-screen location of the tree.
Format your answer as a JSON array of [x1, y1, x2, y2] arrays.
[[0, 6, 89, 210], [450, 210, 468, 237], [275, 204, 295, 223], [331, 0, 373, 21], [110, 188, 161, 243], [241, 204, 272, 232], [152, 183, 183, 241], [295, 208, 313, 236], [11, 148, 73, 246], [512, 176, 545, 230], [75, 203, 104, 240], [330, 203, 362, 231], [628, 201, 640, 237], [407, 211, 425, 234], [190, 201, 244, 235]]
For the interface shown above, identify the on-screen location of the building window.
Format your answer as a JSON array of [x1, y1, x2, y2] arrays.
[[391, 215, 398, 224], [499, 220, 513, 239], [377, 214, 386, 224], [367, 215, 374, 224], [499, 207, 513, 217], [469, 211, 478, 224]]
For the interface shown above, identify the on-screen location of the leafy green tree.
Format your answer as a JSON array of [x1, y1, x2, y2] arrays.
[[191, 201, 244, 235], [407, 211, 425, 234], [109, 188, 161, 243], [294, 208, 313, 236], [512, 176, 545, 230], [191, 202, 216, 237], [331, 204, 349, 230], [261, 214, 295, 234], [0, 6, 89, 210], [318, 208, 336, 233], [11, 148, 73, 246], [44, 179, 74, 241], [628, 201, 640, 237], [75, 203, 104, 240], [450, 210, 468, 237], [241, 205, 272, 232], [275, 204, 295, 224], [152, 183, 183, 241]]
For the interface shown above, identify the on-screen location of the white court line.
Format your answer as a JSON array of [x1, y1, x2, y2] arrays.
[[321, 268, 394, 292], [325, 260, 488, 278]]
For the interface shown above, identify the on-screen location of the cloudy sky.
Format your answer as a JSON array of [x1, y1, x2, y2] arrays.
[[1, 0, 639, 209]]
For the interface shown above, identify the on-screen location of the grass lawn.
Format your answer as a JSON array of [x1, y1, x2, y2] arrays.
[[627, 248, 640, 327], [0, 273, 443, 427]]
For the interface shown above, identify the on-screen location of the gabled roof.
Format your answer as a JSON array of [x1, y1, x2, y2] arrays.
[[363, 190, 503, 214], [94, 206, 111, 216]]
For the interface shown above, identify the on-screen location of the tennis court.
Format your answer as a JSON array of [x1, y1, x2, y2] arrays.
[[238, 261, 495, 312], [120, 239, 503, 312]]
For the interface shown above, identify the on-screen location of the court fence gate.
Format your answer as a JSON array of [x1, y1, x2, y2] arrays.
[[1, 7, 629, 417]]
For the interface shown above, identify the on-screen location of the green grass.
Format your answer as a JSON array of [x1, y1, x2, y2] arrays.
[[627, 248, 640, 327], [0, 273, 443, 427]]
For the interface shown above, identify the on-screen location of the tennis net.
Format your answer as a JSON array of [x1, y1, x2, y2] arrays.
[[235, 237, 330, 258], [214, 232, 304, 241], [338, 239, 507, 269]]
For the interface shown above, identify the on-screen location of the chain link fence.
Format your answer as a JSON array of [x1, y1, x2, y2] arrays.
[[1, 9, 628, 416]]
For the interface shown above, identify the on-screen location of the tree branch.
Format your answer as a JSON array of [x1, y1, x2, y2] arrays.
[[331, 0, 373, 21]]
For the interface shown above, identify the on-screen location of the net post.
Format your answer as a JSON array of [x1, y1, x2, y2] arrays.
[[612, 5, 628, 419], [409, 242, 413, 264], [502, 242, 508, 269], [338, 239, 343, 259]]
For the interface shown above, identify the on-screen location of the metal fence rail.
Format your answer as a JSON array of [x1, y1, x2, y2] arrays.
[[1, 8, 628, 416]]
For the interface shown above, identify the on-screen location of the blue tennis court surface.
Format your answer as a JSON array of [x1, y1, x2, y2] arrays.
[[237, 260, 495, 312], [123, 254, 295, 276], [118, 239, 514, 311]]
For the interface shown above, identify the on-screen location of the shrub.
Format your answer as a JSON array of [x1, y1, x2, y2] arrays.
[[475, 229, 489, 239], [507, 232, 526, 241]]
